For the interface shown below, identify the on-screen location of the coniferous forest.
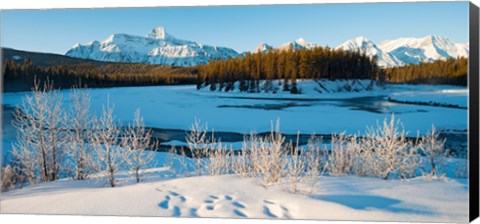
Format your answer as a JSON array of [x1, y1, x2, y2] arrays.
[[1, 48, 468, 92], [2, 58, 198, 92], [382, 57, 467, 86], [196, 48, 379, 93]]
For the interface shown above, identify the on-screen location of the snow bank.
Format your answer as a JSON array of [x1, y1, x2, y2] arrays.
[[389, 88, 468, 108], [0, 168, 468, 222]]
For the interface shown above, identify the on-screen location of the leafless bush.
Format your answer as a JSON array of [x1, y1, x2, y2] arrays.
[[302, 136, 324, 193], [249, 120, 286, 187], [284, 134, 324, 194], [232, 136, 254, 177], [12, 79, 69, 183], [207, 141, 233, 176], [122, 109, 156, 183], [1, 165, 19, 192], [67, 87, 96, 180], [351, 136, 373, 177], [418, 126, 448, 176], [326, 133, 356, 176], [90, 100, 128, 187], [167, 145, 194, 177], [285, 134, 306, 193], [361, 114, 420, 180], [186, 119, 214, 176]]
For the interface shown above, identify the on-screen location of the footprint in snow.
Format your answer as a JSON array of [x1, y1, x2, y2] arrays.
[[262, 200, 290, 219], [200, 195, 249, 218], [158, 190, 189, 217]]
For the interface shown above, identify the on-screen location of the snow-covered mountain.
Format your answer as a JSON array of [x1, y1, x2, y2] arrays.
[[278, 38, 318, 51], [335, 36, 404, 68], [65, 27, 240, 66], [66, 28, 467, 68], [251, 38, 317, 53], [253, 43, 273, 53], [378, 35, 469, 65], [336, 35, 468, 67]]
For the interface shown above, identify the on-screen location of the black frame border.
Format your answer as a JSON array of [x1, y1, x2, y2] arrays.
[[470, 1, 479, 222]]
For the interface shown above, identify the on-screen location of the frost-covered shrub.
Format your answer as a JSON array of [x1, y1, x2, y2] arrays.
[[207, 142, 233, 176], [12, 80, 70, 183], [285, 135, 323, 194], [186, 119, 213, 176], [90, 102, 129, 188], [122, 109, 156, 183], [418, 126, 448, 176], [67, 87, 97, 181], [323, 114, 425, 180], [325, 133, 356, 176], [360, 114, 420, 180], [1, 165, 19, 192], [248, 120, 286, 187], [232, 138, 254, 178]]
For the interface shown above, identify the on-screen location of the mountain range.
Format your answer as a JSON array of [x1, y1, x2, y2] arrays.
[[335, 35, 469, 67], [66, 27, 239, 67], [65, 26, 469, 68]]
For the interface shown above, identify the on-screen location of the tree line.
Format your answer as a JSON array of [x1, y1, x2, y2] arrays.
[[2, 58, 198, 92], [381, 57, 468, 86], [2, 52, 468, 93], [197, 47, 379, 93]]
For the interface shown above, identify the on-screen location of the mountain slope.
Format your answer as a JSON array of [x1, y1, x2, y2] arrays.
[[253, 43, 273, 53], [278, 38, 318, 51], [335, 36, 403, 68], [378, 35, 468, 65], [2, 48, 106, 67], [336, 35, 468, 67], [66, 27, 240, 67]]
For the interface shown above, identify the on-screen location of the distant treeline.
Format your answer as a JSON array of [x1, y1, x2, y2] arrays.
[[2, 59, 198, 92], [2, 49, 468, 92], [197, 48, 379, 93], [382, 57, 467, 86]]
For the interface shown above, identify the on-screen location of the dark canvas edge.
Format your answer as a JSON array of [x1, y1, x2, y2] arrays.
[[470, 1, 480, 222]]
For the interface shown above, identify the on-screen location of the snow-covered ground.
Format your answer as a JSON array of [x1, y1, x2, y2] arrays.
[[390, 87, 468, 108], [0, 165, 468, 222]]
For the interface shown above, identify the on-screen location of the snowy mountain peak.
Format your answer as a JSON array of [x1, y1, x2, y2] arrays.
[[353, 36, 371, 43], [337, 36, 376, 50], [376, 35, 468, 66], [336, 36, 403, 68], [66, 26, 239, 66], [253, 43, 273, 53], [147, 26, 170, 40], [295, 38, 307, 45], [278, 38, 317, 51], [336, 35, 468, 68]]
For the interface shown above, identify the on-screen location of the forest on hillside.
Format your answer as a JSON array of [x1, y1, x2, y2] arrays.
[[196, 48, 468, 93], [2, 59, 198, 92], [382, 57, 467, 86]]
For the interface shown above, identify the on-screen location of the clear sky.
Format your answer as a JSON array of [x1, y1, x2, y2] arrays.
[[1, 1, 469, 54]]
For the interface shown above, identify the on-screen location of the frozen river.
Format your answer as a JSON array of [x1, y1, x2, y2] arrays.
[[1, 83, 468, 159]]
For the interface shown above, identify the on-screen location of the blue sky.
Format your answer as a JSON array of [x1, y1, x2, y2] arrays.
[[1, 2, 469, 54]]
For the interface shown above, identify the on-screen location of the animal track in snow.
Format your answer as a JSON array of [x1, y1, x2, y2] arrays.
[[262, 200, 290, 219], [158, 190, 188, 217], [199, 194, 249, 218]]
